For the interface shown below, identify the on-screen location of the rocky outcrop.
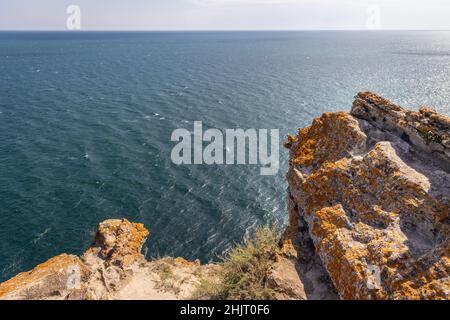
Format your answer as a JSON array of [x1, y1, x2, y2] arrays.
[[0, 254, 90, 300], [0, 219, 220, 300], [285, 92, 449, 300], [0, 218, 305, 300], [84, 219, 149, 268], [1, 92, 448, 300], [351, 92, 450, 169]]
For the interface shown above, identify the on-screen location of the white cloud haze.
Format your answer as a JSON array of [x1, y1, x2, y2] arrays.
[[0, 0, 449, 30]]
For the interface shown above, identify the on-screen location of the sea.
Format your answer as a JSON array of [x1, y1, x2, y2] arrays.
[[0, 31, 449, 282]]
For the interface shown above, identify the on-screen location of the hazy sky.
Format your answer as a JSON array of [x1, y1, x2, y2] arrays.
[[1, 0, 449, 30]]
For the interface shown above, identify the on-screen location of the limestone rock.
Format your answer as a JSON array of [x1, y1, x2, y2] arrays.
[[352, 92, 450, 168], [0, 254, 90, 300], [84, 219, 149, 268], [269, 255, 307, 300], [285, 92, 449, 300], [0, 219, 219, 300], [277, 195, 339, 300], [2, 92, 448, 301]]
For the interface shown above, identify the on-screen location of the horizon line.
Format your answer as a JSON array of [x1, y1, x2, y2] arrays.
[[1, 29, 450, 32]]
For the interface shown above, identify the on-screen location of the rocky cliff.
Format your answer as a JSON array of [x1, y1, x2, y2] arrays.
[[285, 92, 449, 299], [0, 92, 448, 300], [0, 219, 221, 300], [0, 218, 307, 300]]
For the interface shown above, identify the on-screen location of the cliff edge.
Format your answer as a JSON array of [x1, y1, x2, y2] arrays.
[[1, 92, 448, 300], [0, 219, 220, 300], [285, 92, 449, 299]]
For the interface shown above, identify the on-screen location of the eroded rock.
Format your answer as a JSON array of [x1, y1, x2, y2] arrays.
[[84, 218, 149, 268], [0, 254, 90, 300], [285, 92, 449, 300], [1, 92, 448, 300], [0, 219, 219, 300]]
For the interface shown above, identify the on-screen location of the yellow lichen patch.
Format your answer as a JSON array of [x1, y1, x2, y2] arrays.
[[93, 219, 150, 268], [174, 257, 201, 267], [290, 112, 366, 169], [279, 239, 297, 259], [314, 205, 350, 231], [0, 254, 89, 299], [286, 94, 450, 300]]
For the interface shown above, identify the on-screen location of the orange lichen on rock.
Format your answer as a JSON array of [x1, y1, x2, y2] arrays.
[[0, 219, 151, 300], [174, 257, 201, 267], [289, 112, 366, 169], [286, 92, 450, 300], [0, 254, 90, 300], [352, 92, 450, 165], [87, 218, 150, 268]]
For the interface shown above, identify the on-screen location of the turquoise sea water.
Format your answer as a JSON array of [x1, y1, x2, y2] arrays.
[[0, 31, 449, 282]]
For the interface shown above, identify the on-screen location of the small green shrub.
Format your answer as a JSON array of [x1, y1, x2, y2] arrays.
[[152, 260, 175, 281], [192, 226, 280, 300], [190, 278, 222, 300]]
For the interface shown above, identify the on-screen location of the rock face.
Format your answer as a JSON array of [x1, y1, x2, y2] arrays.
[[285, 92, 449, 299], [1, 92, 448, 300], [0, 254, 90, 300], [0, 218, 304, 300], [85, 219, 149, 268], [0, 219, 220, 300]]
